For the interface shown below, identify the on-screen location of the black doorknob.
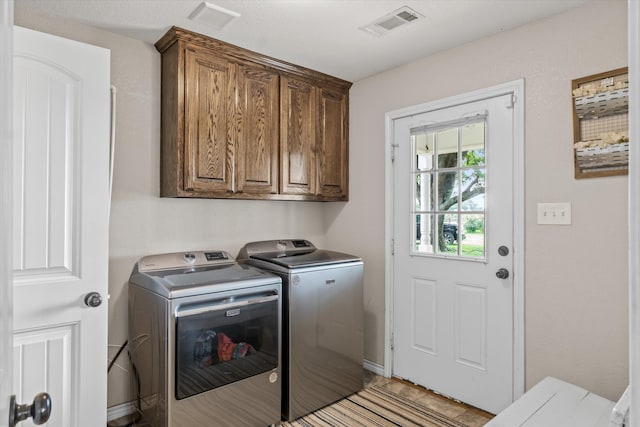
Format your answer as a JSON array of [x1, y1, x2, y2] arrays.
[[496, 268, 510, 279], [9, 392, 51, 427], [84, 292, 102, 308]]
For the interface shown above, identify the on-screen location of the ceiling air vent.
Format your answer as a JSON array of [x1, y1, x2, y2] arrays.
[[361, 6, 424, 37], [189, 2, 240, 30]]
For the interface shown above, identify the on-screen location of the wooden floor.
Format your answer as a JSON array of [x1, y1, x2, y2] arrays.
[[364, 371, 495, 427]]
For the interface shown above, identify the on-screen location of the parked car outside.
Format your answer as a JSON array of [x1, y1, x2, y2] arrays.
[[416, 218, 465, 244], [442, 223, 462, 244]]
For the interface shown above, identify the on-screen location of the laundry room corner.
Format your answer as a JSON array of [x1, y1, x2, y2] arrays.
[[14, 7, 330, 415]]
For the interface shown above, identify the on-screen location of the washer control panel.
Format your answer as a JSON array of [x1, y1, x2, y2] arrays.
[[237, 239, 316, 260], [138, 250, 233, 272]]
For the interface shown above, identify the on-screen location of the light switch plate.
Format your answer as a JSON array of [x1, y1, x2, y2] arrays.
[[537, 202, 571, 225]]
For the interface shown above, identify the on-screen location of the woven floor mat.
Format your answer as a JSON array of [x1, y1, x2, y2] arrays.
[[280, 384, 471, 427]]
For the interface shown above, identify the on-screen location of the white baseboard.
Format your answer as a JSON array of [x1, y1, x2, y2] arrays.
[[363, 359, 384, 376], [107, 401, 135, 422], [107, 394, 156, 423]]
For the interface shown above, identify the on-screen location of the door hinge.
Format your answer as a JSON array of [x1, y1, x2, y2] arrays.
[[390, 333, 394, 350], [390, 238, 395, 256], [506, 93, 516, 109], [391, 143, 399, 162]]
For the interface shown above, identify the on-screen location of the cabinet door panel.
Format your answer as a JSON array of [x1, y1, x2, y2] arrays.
[[184, 48, 235, 192], [318, 88, 348, 199], [281, 77, 316, 196], [237, 65, 279, 194]]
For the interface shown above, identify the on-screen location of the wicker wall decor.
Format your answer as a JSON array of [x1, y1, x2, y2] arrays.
[[572, 67, 629, 179]]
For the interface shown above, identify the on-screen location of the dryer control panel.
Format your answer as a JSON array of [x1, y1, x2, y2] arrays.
[[138, 250, 233, 272]]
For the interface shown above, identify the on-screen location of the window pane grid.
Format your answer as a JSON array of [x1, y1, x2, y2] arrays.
[[412, 120, 486, 259]]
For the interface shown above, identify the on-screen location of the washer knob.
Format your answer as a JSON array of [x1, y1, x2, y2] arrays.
[[184, 252, 196, 264]]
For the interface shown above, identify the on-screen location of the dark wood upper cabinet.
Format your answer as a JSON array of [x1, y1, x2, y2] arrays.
[[183, 47, 235, 194], [317, 86, 349, 199], [236, 64, 280, 195], [280, 75, 317, 196], [155, 27, 351, 201]]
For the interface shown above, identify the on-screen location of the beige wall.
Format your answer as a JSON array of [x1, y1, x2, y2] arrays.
[[14, 9, 330, 408], [16, 0, 629, 410], [327, 0, 628, 401]]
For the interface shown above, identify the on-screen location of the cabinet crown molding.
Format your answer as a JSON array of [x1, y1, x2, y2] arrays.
[[155, 26, 352, 91]]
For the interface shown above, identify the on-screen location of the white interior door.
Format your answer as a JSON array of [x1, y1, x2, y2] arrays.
[[1, 2, 13, 427], [391, 90, 518, 414], [13, 27, 110, 426]]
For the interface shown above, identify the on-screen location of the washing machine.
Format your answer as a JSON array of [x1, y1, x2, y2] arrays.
[[128, 250, 282, 427], [237, 239, 364, 420]]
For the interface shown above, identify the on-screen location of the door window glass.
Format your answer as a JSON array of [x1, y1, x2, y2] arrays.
[[413, 120, 486, 258]]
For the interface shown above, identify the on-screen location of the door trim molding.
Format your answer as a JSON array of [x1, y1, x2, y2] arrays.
[[383, 79, 526, 403], [629, 0, 639, 423]]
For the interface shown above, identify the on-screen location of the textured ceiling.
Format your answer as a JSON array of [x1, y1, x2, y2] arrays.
[[15, 0, 592, 81]]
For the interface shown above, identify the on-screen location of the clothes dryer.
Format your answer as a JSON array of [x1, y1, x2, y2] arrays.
[[237, 240, 364, 420], [128, 250, 282, 427]]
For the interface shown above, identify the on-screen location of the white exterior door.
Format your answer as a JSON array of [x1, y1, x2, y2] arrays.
[[390, 87, 521, 414], [13, 27, 110, 426]]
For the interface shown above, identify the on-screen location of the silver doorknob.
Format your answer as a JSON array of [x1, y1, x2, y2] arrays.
[[84, 292, 102, 308], [9, 393, 52, 427], [496, 268, 510, 279]]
